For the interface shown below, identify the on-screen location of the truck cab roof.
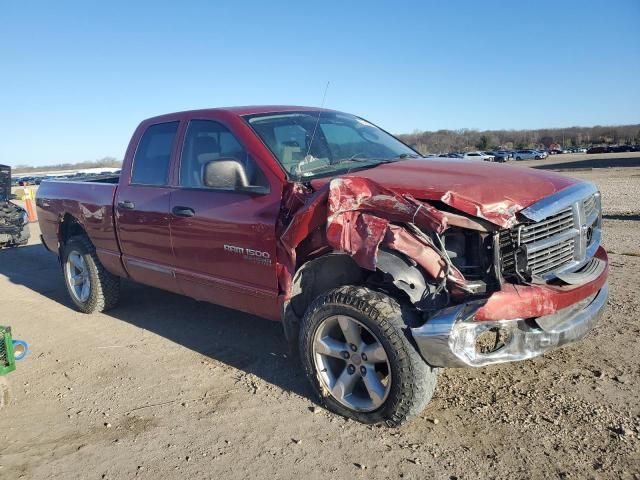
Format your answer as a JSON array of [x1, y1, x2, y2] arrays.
[[142, 105, 336, 125]]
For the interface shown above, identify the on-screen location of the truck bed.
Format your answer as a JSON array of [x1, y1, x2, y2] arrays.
[[36, 179, 121, 267]]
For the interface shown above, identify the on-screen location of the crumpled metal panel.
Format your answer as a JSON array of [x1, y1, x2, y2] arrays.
[[325, 177, 447, 269], [309, 158, 580, 229], [439, 191, 524, 230], [277, 173, 606, 326], [277, 177, 457, 299], [383, 224, 465, 284]]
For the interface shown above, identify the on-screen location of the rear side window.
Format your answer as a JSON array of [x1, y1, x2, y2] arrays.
[[131, 122, 179, 185]]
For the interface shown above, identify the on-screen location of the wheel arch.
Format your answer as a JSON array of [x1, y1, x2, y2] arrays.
[[58, 214, 88, 258], [282, 250, 433, 355]]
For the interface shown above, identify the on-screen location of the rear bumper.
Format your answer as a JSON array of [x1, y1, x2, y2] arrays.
[[411, 248, 609, 368], [411, 283, 608, 367]]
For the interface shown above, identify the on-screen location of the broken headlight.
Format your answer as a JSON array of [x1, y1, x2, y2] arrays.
[[443, 228, 493, 282]]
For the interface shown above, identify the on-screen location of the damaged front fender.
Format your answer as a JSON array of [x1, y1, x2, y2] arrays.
[[277, 176, 468, 303]]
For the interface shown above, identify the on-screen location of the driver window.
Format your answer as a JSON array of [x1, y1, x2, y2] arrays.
[[180, 120, 267, 188]]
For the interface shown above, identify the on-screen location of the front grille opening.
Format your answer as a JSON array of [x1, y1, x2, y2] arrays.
[[499, 205, 582, 282], [528, 238, 575, 275]]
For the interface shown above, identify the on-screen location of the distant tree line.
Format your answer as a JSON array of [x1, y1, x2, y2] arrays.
[[398, 124, 640, 154], [10, 123, 640, 171], [13, 157, 122, 174]]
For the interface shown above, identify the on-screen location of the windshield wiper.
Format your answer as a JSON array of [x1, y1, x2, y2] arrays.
[[295, 154, 419, 179], [332, 153, 419, 165]]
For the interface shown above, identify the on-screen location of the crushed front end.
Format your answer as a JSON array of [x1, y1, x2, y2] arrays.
[[411, 182, 608, 367], [278, 174, 608, 369]]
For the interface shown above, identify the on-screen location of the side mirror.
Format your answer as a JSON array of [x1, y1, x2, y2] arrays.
[[203, 159, 269, 194], [204, 159, 249, 189]]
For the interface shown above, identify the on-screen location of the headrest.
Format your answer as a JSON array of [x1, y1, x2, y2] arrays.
[[194, 135, 219, 156]]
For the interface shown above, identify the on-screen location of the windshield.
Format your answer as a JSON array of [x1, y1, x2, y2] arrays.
[[244, 111, 420, 179]]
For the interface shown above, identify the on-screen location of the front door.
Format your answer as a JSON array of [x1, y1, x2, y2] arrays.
[[169, 119, 281, 319]]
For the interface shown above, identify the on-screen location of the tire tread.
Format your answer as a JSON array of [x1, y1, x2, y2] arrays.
[[63, 236, 120, 313], [300, 285, 436, 427]]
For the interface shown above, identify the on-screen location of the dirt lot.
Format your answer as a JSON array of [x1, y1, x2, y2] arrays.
[[1, 153, 639, 479]]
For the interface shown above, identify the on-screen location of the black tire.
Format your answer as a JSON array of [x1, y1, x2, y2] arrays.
[[516, 156, 522, 161], [299, 285, 437, 427], [62, 236, 120, 313]]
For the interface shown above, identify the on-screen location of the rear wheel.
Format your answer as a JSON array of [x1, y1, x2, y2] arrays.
[[62, 236, 120, 313], [300, 285, 437, 426]]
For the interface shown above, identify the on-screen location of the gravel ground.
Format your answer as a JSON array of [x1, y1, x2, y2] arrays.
[[0, 153, 638, 479]]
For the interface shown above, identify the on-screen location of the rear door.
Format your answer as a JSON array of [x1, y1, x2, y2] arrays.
[[168, 118, 281, 319], [115, 120, 181, 292]]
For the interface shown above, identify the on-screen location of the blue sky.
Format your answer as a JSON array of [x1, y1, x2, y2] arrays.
[[1, 0, 638, 166]]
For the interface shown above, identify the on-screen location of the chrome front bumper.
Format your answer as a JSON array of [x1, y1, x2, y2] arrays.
[[411, 283, 609, 367]]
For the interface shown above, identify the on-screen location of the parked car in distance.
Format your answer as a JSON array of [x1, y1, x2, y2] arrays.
[[463, 151, 495, 161], [587, 146, 609, 154], [484, 151, 508, 162], [514, 149, 543, 160], [36, 106, 609, 427], [610, 145, 634, 153], [535, 149, 549, 159]]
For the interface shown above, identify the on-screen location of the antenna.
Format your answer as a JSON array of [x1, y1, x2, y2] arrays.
[[305, 81, 330, 159]]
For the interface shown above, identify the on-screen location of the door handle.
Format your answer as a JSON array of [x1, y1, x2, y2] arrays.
[[172, 206, 195, 217], [117, 200, 135, 209]]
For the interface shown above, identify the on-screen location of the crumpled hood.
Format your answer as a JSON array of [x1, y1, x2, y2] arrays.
[[310, 158, 580, 228]]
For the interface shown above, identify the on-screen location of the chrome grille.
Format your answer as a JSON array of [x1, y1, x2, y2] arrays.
[[519, 208, 573, 244], [498, 184, 601, 282], [527, 238, 575, 275], [583, 194, 597, 219]]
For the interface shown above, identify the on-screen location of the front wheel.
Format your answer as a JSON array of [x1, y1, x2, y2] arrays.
[[299, 285, 437, 426], [62, 236, 121, 313]]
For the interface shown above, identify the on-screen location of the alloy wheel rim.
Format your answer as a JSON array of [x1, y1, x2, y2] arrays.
[[312, 315, 391, 412], [65, 251, 90, 303]]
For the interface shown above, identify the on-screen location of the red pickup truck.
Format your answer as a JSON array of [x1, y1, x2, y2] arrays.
[[36, 106, 608, 426]]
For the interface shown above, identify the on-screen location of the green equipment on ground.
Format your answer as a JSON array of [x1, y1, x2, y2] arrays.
[[0, 326, 28, 376], [0, 326, 17, 376]]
